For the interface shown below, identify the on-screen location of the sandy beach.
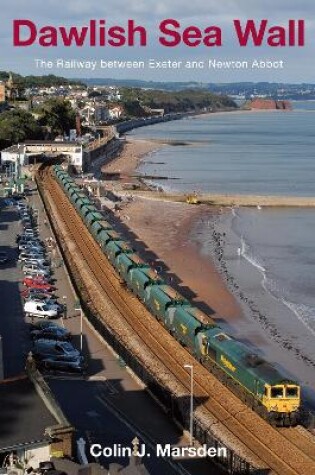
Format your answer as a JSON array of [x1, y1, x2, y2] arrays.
[[102, 138, 163, 178], [102, 137, 243, 321]]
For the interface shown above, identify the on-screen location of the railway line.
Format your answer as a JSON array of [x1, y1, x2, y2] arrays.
[[37, 164, 315, 475]]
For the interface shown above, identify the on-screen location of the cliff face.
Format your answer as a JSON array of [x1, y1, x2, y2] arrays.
[[248, 99, 292, 110]]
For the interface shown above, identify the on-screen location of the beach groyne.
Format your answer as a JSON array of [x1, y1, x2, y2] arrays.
[[118, 189, 315, 208]]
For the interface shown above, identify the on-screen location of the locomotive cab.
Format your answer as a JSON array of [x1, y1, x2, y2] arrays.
[[263, 383, 300, 423]]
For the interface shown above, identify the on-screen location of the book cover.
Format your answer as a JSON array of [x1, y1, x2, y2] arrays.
[[0, 2, 314, 475]]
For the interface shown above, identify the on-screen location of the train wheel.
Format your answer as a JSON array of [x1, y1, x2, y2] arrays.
[[283, 415, 291, 427], [269, 412, 278, 427], [289, 412, 298, 427]]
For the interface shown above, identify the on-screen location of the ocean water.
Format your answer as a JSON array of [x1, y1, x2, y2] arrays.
[[130, 106, 315, 196], [129, 106, 315, 395]]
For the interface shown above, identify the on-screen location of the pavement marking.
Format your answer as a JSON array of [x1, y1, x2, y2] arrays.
[[87, 375, 108, 381], [44, 373, 86, 381]]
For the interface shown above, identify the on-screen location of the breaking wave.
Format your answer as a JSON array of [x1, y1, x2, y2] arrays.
[[240, 236, 266, 273]]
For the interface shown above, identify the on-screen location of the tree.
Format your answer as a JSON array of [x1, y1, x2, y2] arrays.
[[39, 98, 76, 137], [0, 109, 42, 149]]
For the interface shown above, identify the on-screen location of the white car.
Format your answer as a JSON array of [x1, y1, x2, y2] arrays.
[[26, 298, 62, 314], [24, 258, 50, 268], [24, 228, 37, 235], [24, 301, 58, 319], [19, 252, 46, 262], [23, 262, 50, 273], [19, 244, 44, 253], [23, 268, 51, 279]]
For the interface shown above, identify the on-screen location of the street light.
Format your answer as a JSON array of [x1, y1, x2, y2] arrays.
[[184, 364, 194, 446], [74, 301, 84, 352], [80, 307, 83, 352]]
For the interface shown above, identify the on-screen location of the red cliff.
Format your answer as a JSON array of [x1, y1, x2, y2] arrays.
[[248, 99, 292, 110]]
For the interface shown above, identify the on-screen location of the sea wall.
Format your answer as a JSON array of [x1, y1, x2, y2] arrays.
[[83, 113, 184, 171], [115, 112, 183, 134]]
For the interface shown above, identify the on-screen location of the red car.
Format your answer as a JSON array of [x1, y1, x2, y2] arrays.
[[20, 288, 55, 299], [22, 277, 55, 291]]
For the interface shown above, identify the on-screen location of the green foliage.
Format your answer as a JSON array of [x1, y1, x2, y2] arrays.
[[121, 88, 237, 114], [38, 98, 76, 136], [123, 100, 147, 117], [0, 109, 42, 148], [0, 71, 85, 88]]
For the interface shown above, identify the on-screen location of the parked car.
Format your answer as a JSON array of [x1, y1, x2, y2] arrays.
[[30, 324, 71, 341], [22, 263, 51, 276], [30, 320, 61, 331], [0, 252, 9, 265], [23, 272, 53, 283], [25, 293, 60, 305], [24, 300, 58, 319], [26, 297, 62, 314], [23, 277, 55, 291], [23, 258, 50, 268], [19, 243, 37, 251], [24, 228, 37, 236], [31, 339, 85, 373], [19, 252, 47, 262], [17, 234, 36, 244], [18, 240, 42, 249], [21, 287, 55, 298], [19, 244, 45, 253]]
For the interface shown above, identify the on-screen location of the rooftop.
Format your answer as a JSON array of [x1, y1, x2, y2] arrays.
[[0, 376, 58, 452]]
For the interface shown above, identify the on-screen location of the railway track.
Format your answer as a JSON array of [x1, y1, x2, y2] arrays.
[[38, 165, 315, 475]]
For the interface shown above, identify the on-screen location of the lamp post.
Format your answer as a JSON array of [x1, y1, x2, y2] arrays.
[[80, 307, 83, 352], [184, 364, 194, 446], [75, 301, 84, 352]]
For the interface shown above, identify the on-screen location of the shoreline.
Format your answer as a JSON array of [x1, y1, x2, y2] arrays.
[[102, 136, 315, 208]]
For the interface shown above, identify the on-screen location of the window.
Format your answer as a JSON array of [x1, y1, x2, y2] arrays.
[[286, 387, 298, 398], [271, 387, 284, 398]]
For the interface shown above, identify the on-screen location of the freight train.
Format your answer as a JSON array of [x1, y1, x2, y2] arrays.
[[52, 165, 301, 426]]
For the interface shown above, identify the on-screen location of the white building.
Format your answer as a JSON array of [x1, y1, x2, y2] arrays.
[[1, 140, 83, 171]]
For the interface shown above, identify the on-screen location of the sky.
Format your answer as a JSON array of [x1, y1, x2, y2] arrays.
[[1, 0, 315, 83]]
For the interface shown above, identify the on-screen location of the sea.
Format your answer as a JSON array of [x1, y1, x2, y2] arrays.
[[128, 104, 315, 403]]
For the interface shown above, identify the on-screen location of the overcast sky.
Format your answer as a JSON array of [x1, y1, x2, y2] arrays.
[[2, 0, 315, 82]]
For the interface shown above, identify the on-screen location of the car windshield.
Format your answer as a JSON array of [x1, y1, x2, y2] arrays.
[[42, 305, 50, 311]]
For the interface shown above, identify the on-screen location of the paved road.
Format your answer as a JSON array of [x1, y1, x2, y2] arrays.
[[0, 184, 224, 475]]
